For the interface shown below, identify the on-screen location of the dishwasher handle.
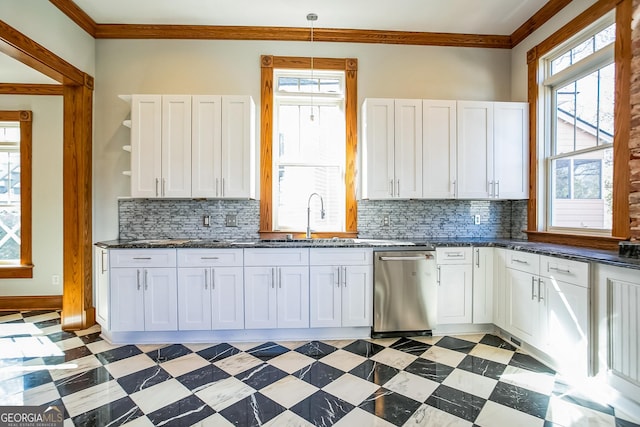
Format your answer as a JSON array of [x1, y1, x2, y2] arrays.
[[379, 254, 433, 261]]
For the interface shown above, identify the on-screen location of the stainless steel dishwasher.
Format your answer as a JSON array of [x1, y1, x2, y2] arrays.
[[372, 250, 437, 337]]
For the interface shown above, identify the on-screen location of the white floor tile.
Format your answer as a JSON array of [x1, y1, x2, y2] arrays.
[[5, 382, 60, 406], [104, 354, 157, 379], [130, 378, 191, 414], [23, 312, 60, 324], [74, 324, 101, 336], [86, 339, 124, 354], [500, 365, 555, 395], [264, 410, 315, 427], [334, 407, 396, 426], [442, 368, 498, 399], [469, 343, 514, 365], [160, 353, 209, 377], [49, 355, 102, 381], [421, 345, 467, 367], [453, 333, 486, 343], [261, 375, 318, 408], [370, 348, 417, 370], [322, 373, 380, 405], [55, 337, 85, 351], [383, 371, 440, 402], [320, 349, 368, 372], [195, 377, 255, 412], [408, 335, 442, 345], [546, 396, 617, 427], [63, 380, 128, 418], [213, 352, 262, 376], [267, 351, 315, 374], [475, 400, 544, 427], [404, 404, 473, 427]]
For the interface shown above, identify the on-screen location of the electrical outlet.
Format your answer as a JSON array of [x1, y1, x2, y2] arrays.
[[52, 275, 60, 285], [203, 215, 211, 227], [474, 214, 481, 225], [383, 214, 390, 227], [225, 214, 238, 227]]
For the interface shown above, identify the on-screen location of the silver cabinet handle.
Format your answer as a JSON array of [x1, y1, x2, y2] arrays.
[[201, 257, 219, 260], [396, 179, 400, 197], [342, 266, 347, 287], [278, 268, 282, 289], [495, 180, 500, 198], [445, 252, 464, 258], [222, 178, 225, 197], [549, 266, 571, 274], [211, 269, 215, 290], [475, 249, 480, 268], [204, 269, 208, 290], [389, 179, 394, 197], [144, 269, 149, 290], [155, 178, 159, 197], [137, 269, 141, 290], [101, 250, 107, 274], [162, 178, 166, 197], [512, 258, 528, 265], [437, 266, 441, 285], [271, 268, 275, 289], [451, 180, 456, 196], [335, 266, 340, 287], [133, 257, 152, 260], [538, 279, 544, 303], [216, 178, 219, 197], [380, 255, 432, 261], [531, 276, 536, 300]]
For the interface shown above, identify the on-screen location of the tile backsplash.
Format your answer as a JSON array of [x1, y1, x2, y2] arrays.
[[119, 198, 528, 241]]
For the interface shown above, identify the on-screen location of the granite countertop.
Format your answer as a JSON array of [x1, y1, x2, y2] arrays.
[[95, 237, 640, 270]]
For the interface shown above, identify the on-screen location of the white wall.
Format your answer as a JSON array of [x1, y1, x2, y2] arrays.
[[93, 39, 512, 241], [0, 96, 63, 296]]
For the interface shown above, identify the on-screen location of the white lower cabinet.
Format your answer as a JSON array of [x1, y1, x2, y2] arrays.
[[492, 248, 507, 330], [472, 247, 493, 324], [436, 247, 473, 324], [95, 246, 110, 328], [506, 267, 542, 344]]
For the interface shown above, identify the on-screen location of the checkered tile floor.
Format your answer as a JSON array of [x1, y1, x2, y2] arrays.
[[1, 311, 639, 427]]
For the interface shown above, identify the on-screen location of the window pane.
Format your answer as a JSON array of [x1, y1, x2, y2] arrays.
[[555, 81, 577, 155], [319, 78, 341, 94], [300, 77, 319, 93], [554, 159, 570, 199], [550, 24, 615, 75], [278, 77, 299, 92], [276, 165, 344, 231], [598, 63, 615, 140], [0, 207, 20, 261], [573, 159, 601, 199]]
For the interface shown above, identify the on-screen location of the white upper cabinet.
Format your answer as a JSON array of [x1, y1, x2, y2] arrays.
[[221, 96, 256, 199], [422, 100, 457, 199], [457, 101, 494, 199], [362, 99, 422, 199], [161, 96, 192, 198], [131, 95, 162, 198], [191, 95, 222, 198], [493, 102, 529, 199]]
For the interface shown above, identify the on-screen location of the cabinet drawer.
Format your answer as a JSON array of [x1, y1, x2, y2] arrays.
[[110, 249, 176, 268], [505, 250, 539, 274], [244, 248, 309, 266], [436, 247, 472, 264], [310, 248, 372, 266], [178, 249, 243, 267], [540, 255, 589, 288]]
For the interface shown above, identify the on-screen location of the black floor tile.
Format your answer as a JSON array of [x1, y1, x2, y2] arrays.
[[54, 366, 112, 397], [426, 384, 486, 422], [349, 359, 400, 386], [196, 343, 241, 362], [246, 342, 290, 361], [235, 364, 288, 390], [509, 352, 556, 375], [479, 334, 517, 351], [489, 381, 550, 419], [72, 396, 142, 427], [62, 345, 93, 361], [78, 332, 104, 345], [291, 390, 354, 426], [342, 339, 385, 358], [95, 345, 143, 364], [146, 344, 192, 363], [405, 357, 455, 382], [176, 364, 230, 392], [147, 395, 214, 427], [359, 387, 421, 426], [458, 354, 507, 380], [0, 369, 52, 394], [552, 380, 615, 416], [294, 361, 345, 388], [390, 337, 432, 355], [434, 336, 477, 354], [46, 330, 78, 343], [22, 310, 56, 318], [220, 392, 285, 426], [33, 318, 61, 329], [295, 341, 338, 359], [117, 366, 172, 394]]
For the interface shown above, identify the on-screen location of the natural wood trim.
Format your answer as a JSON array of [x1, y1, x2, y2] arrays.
[[259, 55, 358, 236], [0, 266, 34, 279], [612, 0, 631, 239], [527, 48, 539, 232], [525, 231, 624, 251], [0, 20, 85, 85], [48, 0, 97, 37], [511, 0, 573, 47], [0, 295, 62, 311], [0, 84, 64, 96]]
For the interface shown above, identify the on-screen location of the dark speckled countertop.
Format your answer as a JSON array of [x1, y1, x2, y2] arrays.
[[95, 237, 640, 270]]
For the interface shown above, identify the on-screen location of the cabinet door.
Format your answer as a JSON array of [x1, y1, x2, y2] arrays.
[[277, 266, 310, 328], [342, 265, 372, 327], [362, 99, 395, 199], [394, 99, 423, 198], [437, 264, 473, 324], [506, 268, 538, 342], [221, 96, 255, 198], [422, 100, 457, 198], [144, 268, 178, 331], [473, 248, 493, 324], [95, 247, 110, 328], [131, 95, 162, 198], [110, 268, 145, 332], [492, 249, 507, 330], [457, 101, 493, 199], [244, 267, 277, 329], [161, 95, 192, 197], [177, 268, 211, 331], [493, 102, 528, 199], [191, 95, 222, 198], [310, 266, 341, 328], [212, 267, 244, 330]]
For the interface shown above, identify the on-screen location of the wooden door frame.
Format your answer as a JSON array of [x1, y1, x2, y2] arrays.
[[0, 20, 94, 330]]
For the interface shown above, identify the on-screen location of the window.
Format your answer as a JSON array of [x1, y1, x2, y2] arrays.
[[543, 22, 615, 233], [273, 70, 346, 231], [0, 111, 32, 277]]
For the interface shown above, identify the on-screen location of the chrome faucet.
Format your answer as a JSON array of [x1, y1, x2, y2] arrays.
[[306, 193, 325, 239]]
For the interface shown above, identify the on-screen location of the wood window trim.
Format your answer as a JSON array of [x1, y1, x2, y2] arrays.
[[525, 0, 630, 251], [259, 55, 357, 239], [0, 111, 32, 278]]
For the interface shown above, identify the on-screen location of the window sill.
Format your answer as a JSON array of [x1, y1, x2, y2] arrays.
[[0, 265, 34, 279], [525, 231, 625, 251]]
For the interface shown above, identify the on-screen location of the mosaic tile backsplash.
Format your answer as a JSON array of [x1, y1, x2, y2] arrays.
[[118, 198, 528, 241]]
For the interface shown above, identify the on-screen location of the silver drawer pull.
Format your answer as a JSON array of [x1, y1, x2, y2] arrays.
[[512, 258, 529, 264], [200, 257, 220, 260], [445, 252, 464, 258], [549, 266, 571, 274], [133, 257, 152, 260], [379, 255, 432, 261]]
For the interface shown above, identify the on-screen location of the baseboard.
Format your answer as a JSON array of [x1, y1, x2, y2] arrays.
[[0, 295, 62, 311]]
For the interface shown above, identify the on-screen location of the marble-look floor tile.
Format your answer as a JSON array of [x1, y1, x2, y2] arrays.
[[55, 337, 85, 352], [1, 336, 64, 359], [54, 366, 113, 397], [261, 375, 318, 409], [383, 370, 439, 402], [453, 333, 486, 343], [404, 357, 455, 383], [47, 330, 78, 344], [74, 324, 101, 337], [246, 342, 291, 361], [197, 412, 235, 426], [77, 331, 102, 345], [3, 381, 60, 406], [176, 364, 230, 393], [334, 407, 396, 427], [359, 387, 421, 426], [48, 355, 102, 381], [104, 353, 156, 379], [264, 409, 315, 427], [231, 341, 264, 351], [469, 343, 514, 365], [268, 351, 315, 374], [435, 336, 477, 354], [295, 341, 338, 359], [235, 363, 288, 390], [197, 342, 241, 362], [369, 347, 417, 370], [0, 369, 52, 394], [389, 337, 432, 355], [214, 352, 263, 376], [62, 379, 127, 418], [349, 359, 400, 386], [409, 335, 442, 345], [146, 394, 215, 427], [293, 361, 345, 388], [145, 344, 192, 363], [342, 339, 385, 358], [183, 342, 218, 353], [509, 353, 556, 375], [442, 368, 498, 399], [276, 340, 310, 350], [546, 396, 617, 427], [322, 373, 380, 406], [219, 392, 286, 427], [0, 312, 23, 323], [403, 403, 473, 427], [95, 345, 142, 365], [85, 339, 123, 355], [320, 349, 368, 372], [23, 312, 60, 324], [322, 339, 355, 349], [133, 344, 164, 353], [425, 384, 486, 423], [489, 381, 550, 419], [421, 345, 467, 367], [117, 365, 172, 395], [195, 376, 255, 412], [116, 415, 154, 426], [457, 354, 507, 381], [291, 389, 355, 426], [366, 337, 400, 347], [480, 334, 517, 351], [475, 400, 544, 427], [129, 378, 191, 415], [501, 365, 556, 396], [71, 395, 143, 427], [160, 352, 209, 378]]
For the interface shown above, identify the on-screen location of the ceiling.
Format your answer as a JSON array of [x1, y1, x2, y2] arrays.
[[3, 0, 550, 84]]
